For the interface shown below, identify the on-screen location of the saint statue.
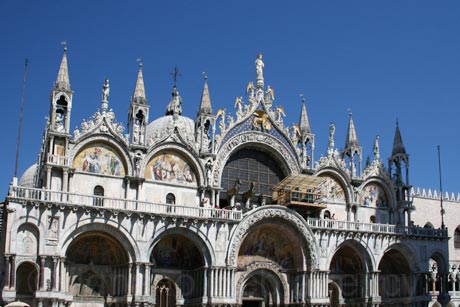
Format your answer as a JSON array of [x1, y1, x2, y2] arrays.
[[102, 78, 110, 102], [255, 53, 264, 80]]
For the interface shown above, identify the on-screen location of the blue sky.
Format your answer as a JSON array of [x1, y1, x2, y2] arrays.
[[1, 1, 460, 196]]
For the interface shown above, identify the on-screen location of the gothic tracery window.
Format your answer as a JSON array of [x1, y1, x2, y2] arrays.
[[156, 279, 175, 307], [454, 227, 460, 249]]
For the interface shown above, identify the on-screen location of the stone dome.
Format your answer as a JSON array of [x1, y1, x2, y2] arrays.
[[19, 164, 38, 187], [146, 115, 196, 144]]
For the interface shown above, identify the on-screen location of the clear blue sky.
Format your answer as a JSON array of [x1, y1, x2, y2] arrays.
[[1, 1, 460, 196]]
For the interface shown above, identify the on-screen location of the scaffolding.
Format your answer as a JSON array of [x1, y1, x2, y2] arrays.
[[272, 174, 327, 209]]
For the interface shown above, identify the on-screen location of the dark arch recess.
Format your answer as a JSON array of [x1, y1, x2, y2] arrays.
[[220, 148, 286, 207]]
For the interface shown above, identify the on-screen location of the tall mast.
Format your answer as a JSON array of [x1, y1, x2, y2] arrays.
[[14, 58, 29, 178]]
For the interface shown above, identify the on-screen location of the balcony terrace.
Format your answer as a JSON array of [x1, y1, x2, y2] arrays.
[[5, 185, 448, 239]]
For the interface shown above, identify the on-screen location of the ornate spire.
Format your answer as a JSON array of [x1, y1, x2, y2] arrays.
[[132, 61, 147, 104], [392, 119, 406, 155], [198, 72, 212, 115], [299, 96, 311, 134], [345, 112, 359, 149], [55, 45, 70, 91]]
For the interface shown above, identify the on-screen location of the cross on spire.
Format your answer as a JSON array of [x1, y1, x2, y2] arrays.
[[170, 65, 181, 87]]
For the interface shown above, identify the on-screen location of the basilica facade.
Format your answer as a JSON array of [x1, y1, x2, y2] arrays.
[[1, 49, 458, 307]]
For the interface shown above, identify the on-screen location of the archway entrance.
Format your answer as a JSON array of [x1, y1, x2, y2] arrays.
[[151, 234, 205, 303], [16, 262, 38, 307], [329, 244, 369, 305], [241, 269, 284, 307], [66, 232, 129, 307], [379, 249, 415, 306]]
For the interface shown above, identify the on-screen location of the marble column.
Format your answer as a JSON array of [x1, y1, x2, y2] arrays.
[[52, 257, 59, 291], [39, 256, 46, 290], [10, 255, 16, 290], [3, 254, 10, 289]]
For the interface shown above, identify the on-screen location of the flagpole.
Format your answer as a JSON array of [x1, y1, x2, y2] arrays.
[[437, 145, 445, 229], [14, 58, 28, 179]]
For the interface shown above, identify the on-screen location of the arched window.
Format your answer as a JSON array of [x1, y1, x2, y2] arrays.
[[323, 210, 331, 219], [370, 216, 376, 223], [156, 279, 175, 307], [93, 185, 104, 206], [166, 193, 176, 205], [454, 227, 460, 249]]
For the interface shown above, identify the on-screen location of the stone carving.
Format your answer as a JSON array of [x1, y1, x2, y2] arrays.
[[74, 109, 126, 141], [47, 216, 59, 245], [227, 206, 318, 268]]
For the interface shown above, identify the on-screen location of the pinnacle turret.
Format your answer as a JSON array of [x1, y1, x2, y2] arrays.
[[132, 62, 147, 105], [198, 73, 212, 115], [345, 112, 359, 149], [392, 119, 406, 156], [299, 97, 311, 134], [55, 46, 70, 91]]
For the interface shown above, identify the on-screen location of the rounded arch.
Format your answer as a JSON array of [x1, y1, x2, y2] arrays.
[[58, 219, 140, 262], [147, 225, 215, 267], [236, 264, 289, 306], [9, 218, 46, 255], [378, 248, 414, 299], [454, 226, 460, 249], [71, 138, 131, 177], [359, 177, 395, 208], [328, 239, 375, 274], [16, 261, 38, 296], [227, 206, 318, 269], [376, 243, 420, 273], [430, 250, 449, 274], [315, 168, 353, 205], [66, 231, 129, 265], [212, 132, 301, 188], [16, 223, 39, 256], [143, 143, 205, 187]]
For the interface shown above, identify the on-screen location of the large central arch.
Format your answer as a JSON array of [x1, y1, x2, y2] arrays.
[[227, 206, 318, 269], [212, 132, 301, 188]]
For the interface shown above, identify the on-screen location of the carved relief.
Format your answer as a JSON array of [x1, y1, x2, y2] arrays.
[[47, 216, 59, 245]]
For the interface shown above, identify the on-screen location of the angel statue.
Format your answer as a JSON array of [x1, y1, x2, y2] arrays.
[[246, 81, 255, 97], [217, 108, 226, 132], [265, 85, 274, 101], [235, 96, 244, 118], [275, 106, 286, 123], [291, 124, 301, 144]]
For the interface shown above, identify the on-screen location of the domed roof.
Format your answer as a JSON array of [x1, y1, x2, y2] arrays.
[[146, 115, 196, 144], [19, 164, 38, 187]]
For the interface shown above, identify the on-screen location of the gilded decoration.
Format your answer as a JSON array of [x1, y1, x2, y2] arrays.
[[145, 152, 196, 185], [73, 144, 125, 176], [361, 183, 388, 207], [239, 224, 300, 269], [318, 176, 346, 203]]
